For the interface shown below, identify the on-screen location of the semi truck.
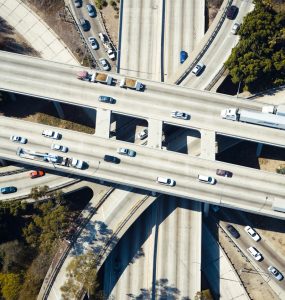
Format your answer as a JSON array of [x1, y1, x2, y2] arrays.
[[119, 77, 144, 91], [220, 106, 285, 130], [262, 104, 285, 116], [77, 71, 113, 85], [17, 148, 84, 169]]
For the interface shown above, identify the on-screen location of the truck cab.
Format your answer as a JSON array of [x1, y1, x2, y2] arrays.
[[220, 108, 239, 121]]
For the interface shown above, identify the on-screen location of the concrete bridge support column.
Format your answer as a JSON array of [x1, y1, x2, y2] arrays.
[[203, 203, 210, 217], [53, 102, 65, 119], [147, 119, 163, 149], [200, 129, 216, 160], [95, 108, 111, 139], [256, 143, 263, 157]]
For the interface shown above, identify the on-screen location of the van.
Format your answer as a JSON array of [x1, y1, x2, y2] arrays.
[[156, 177, 175, 186], [198, 175, 216, 185], [247, 247, 262, 261], [86, 4, 96, 17]]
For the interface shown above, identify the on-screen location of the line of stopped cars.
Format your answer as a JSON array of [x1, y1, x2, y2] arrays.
[[226, 224, 283, 281]]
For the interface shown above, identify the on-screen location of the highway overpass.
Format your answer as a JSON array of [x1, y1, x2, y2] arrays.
[[1, 51, 285, 149], [1, 116, 285, 219]]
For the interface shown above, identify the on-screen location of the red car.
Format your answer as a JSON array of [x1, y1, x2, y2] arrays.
[[30, 170, 45, 179]]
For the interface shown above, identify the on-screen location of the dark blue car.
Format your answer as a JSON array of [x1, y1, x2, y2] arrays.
[[0, 186, 17, 194], [180, 51, 188, 64]]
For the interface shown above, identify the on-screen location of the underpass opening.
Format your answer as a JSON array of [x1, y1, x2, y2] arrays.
[[0, 91, 96, 134], [216, 135, 285, 173], [111, 113, 148, 144], [162, 123, 201, 155]]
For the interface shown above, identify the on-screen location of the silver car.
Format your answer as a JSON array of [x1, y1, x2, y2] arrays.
[[117, 147, 136, 157], [192, 62, 205, 76], [10, 135, 27, 144], [268, 266, 283, 281], [88, 37, 99, 50], [171, 111, 189, 120], [99, 58, 110, 71], [51, 144, 68, 153]]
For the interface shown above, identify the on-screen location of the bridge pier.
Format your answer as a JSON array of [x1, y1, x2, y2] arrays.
[[53, 102, 65, 119], [0, 159, 8, 166], [95, 108, 111, 139], [256, 143, 263, 157], [200, 129, 216, 160], [147, 119, 163, 149]]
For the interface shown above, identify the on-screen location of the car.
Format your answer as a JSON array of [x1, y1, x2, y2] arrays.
[[226, 224, 240, 238], [171, 111, 189, 120], [244, 226, 261, 241], [79, 18, 89, 31], [10, 135, 27, 144], [268, 266, 283, 281], [98, 95, 115, 104], [198, 175, 216, 185], [192, 62, 205, 76], [227, 5, 238, 20], [99, 58, 110, 71], [107, 48, 116, 60], [0, 186, 17, 194], [138, 128, 148, 140], [98, 32, 107, 42], [180, 50, 187, 64], [156, 177, 175, 186], [42, 130, 60, 139], [88, 37, 99, 50], [216, 169, 233, 177], [104, 155, 120, 164], [74, 0, 82, 8], [231, 22, 240, 34], [51, 144, 68, 153], [117, 147, 136, 157], [247, 247, 262, 261], [30, 170, 45, 179], [86, 4, 96, 17]]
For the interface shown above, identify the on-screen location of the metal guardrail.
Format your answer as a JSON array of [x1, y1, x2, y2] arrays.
[[205, 65, 227, 91], [39, 187, 115, 300], [174, 0, 233, 85], [247, 84, 285, 100]]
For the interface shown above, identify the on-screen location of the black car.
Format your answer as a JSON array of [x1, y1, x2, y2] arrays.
[[98, 96, 115, 104], [226, 5, 238, 20], [226, 224, 240, 238], [104, 155, 120, 164], [79, 18, 90, 31], [216, 169, 233, 177]]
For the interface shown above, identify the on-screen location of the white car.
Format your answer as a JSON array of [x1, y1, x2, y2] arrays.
[[42, 130, 60, 140], [99, 58, 110, 71], [117, 147, 136, 157], [247, 247, 262, 261], [51, 144, 68, 153], [231, 22, 240, 35], [98, 32, 106, 42], [192, 62, 205, 76], [156, 177, 175, 187], [171, 111, 189, 120], [198, 175, 216, 185], [88, 37, 99, 50], [10, 135, 27, 144], [138, 128, 148, 140], [107, 49, 115, 60], [244, 226, 261, 241]]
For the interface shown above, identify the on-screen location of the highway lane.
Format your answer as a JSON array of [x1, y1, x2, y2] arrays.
[[119, 0, 162, 80], [0, 169, 77, 201], [164, 0, 205, 80], [181, 0, 254, 89], [0, 117, 285, 218], [1, 51, 285, 148]]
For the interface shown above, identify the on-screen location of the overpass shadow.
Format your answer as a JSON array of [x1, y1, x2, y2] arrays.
[[98, 196, 203, 299]]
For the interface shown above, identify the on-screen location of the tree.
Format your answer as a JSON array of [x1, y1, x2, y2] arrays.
[[0, 272, 22, 300], [61, 251, 100, 299], [29, 185, 49, 200]]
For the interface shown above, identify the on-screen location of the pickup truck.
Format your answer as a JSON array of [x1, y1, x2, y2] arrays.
[[77, 71, 113, 85], [42, 130, 60, 140]]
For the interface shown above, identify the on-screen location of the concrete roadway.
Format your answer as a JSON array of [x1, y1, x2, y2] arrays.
[[119, 0, 205, 80], [1, 51, 285, 148], [164, 0, 205, 81], [70, 0, 116, 71], [180, 0, 254, 89], [1, 116, 285, 219]]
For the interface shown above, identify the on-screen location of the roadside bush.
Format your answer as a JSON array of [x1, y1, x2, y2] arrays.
[[277, 167, 285, 174]]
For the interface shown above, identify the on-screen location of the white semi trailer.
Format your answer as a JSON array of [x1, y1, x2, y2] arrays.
[[221, 105, 285, 130]]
